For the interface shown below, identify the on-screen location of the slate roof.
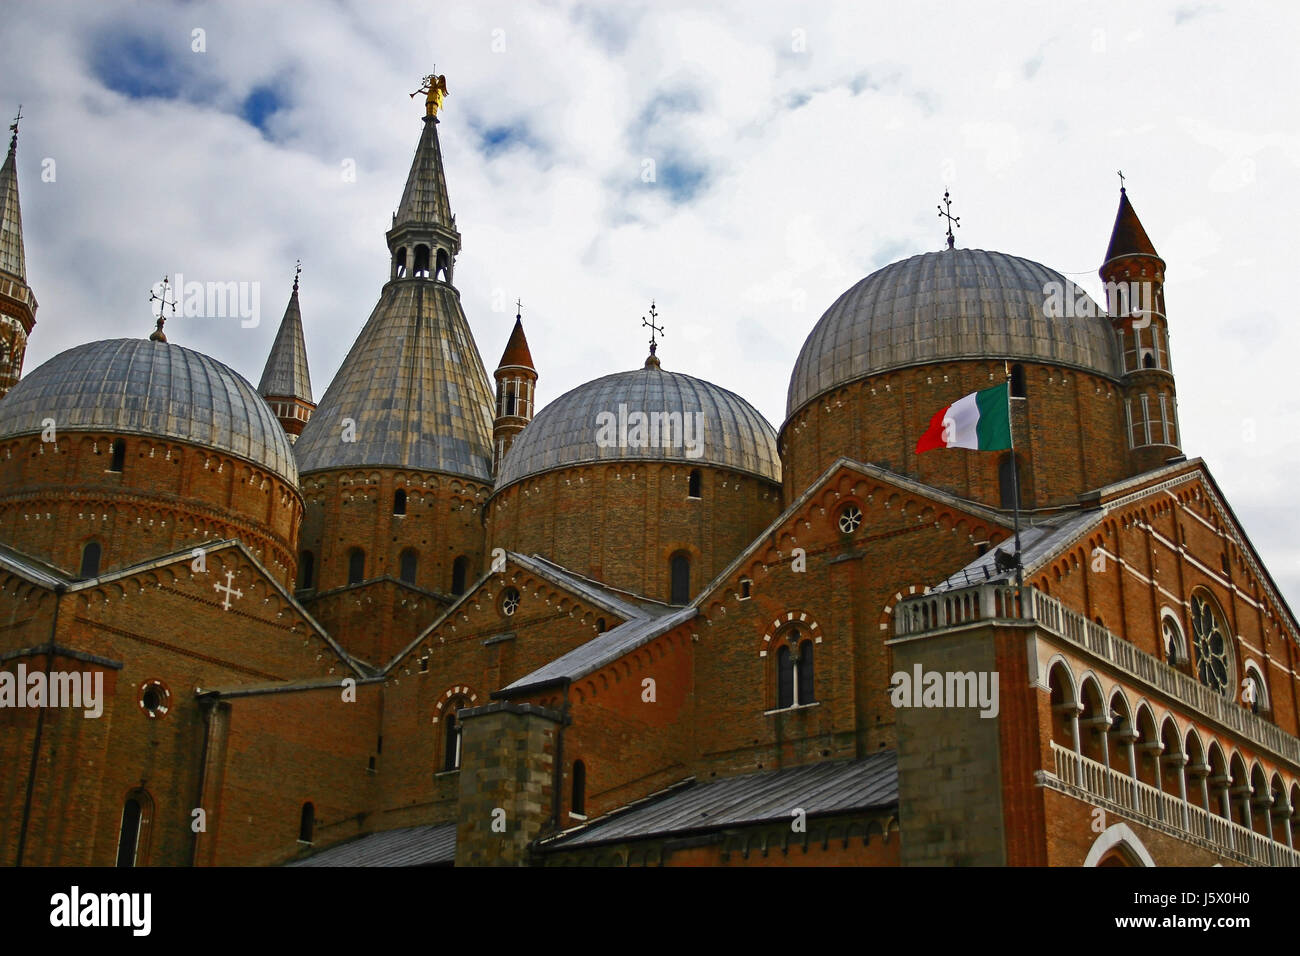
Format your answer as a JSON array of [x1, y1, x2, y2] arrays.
[[285, 823, 456, 867], [930, 508, 1103, 592], [258, 282, 312, 403], [786, 248, 1124, 418], [0, 339, 298, 485], [538, 752, 898, 850], [392, 117, 454, 234], [0, 543, 72, 588], [496, 361, 781, 490], [498, 315, 534, 370]]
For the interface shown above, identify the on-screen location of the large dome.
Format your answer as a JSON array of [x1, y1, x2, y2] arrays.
[[0, 338, 297, 485], [786, 249, 1122, 417], [496, 361, 781, 489]]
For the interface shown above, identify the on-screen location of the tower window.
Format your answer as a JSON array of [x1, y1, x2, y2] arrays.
[[393, 489, 407, 516], [435, 249, 450, 282], [413, 245, 430, 278], [299, 802, 315, 843], [116, 794, 148, 867], [443, 699, 467, 771], [687, 469, 701, 498], [670, 552, 690, 604], [297, 550, 315, 590], [1010, 364, 1026, 398], [109, 439, 126, 472], [347, 548, 365, 585], [505, 387, 517, 416], [79, 541, 102, 578], [572, 760, 587, 817], [395, 247, 407, 278], [399, 548, 418, 585], [1142, 351, 1156, 369], [451, 555, 468, 595]]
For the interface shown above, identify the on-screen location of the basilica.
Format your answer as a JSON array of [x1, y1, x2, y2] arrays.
[[2, 83, 1298, 867]]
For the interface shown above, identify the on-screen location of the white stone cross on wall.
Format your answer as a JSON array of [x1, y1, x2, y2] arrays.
[[214, 570, 244, 611]]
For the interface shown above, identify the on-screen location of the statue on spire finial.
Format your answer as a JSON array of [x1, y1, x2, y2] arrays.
[[641, 300, 663, 368], [293, 258, 302, 295], [411, 71, 449, 118]]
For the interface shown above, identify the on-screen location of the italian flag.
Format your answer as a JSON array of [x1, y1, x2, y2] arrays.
[[915, 382, 1012, 453]]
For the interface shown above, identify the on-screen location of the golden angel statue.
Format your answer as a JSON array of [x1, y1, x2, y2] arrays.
[[411, 73, 449, 117]]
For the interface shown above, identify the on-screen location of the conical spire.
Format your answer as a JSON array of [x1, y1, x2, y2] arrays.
[[498, 314, 534, 370], [0, 110, 28, 285], [1104, 188, 1160, 265], [392, 116, 455, 234], [258, 266, 313, 404]]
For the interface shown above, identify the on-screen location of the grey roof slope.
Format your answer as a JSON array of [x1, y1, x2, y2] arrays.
[[292, 280, 495, 479], [393, 117, 454, 233], [0, 338, 298, 485], [0, 543, 72, 588], [257, 281, 312, 403], [0, 126, 26, 282], [286, 823, 456, 867], [539, 752, 898, 850], [496, 361, 781, 490], [931, 509, 1103, 591], [787, 248, 1123, 418]]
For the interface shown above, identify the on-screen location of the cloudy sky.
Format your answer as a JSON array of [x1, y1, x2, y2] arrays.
[[3, 0, 1298, 609]]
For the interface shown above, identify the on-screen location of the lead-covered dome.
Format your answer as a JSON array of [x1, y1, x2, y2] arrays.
[[0, 338, 297, 484], [496, 362, 781, 489], [786, 249, 1122, 417]]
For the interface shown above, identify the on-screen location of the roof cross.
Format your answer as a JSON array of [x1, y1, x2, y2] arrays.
[[1117, 169, 1126, 192], [149, 275, 178, 342], [641, 300, 663, 357], [515, 297, 523, 320], [293, 259, 302, 294], [938, 188, 960, 250], [8, 104, 20, 152]]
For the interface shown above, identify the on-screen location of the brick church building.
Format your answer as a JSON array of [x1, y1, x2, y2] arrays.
[[2, 84, 1298, 867]]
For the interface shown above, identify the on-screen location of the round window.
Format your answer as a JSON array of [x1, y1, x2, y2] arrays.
[[837, 504, 863, 534], [139, 679, 172, 718], [500, 587, 520, 617], [1191, 594, 1231, 695]]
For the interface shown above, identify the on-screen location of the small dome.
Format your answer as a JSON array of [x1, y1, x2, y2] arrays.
[[786, 249, 1122, 417], [0, 338, 297, 485], [496, 363, 780, 490]]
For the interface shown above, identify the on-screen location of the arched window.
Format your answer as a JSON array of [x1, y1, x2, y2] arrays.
[[1161, 611, 1187, 670], [505, 386, 517, 416], [670, 552, 690, 604], [443, 698, 468, 771], [572, 760, 587, 816], [109, 439, 126, 473], [1243, 661, 1269, 716], [687, 469, 701, 498], [394, 247, 407, 278], [299, 802, 315, 843], [413, 245, 430, 278], [79, 541, 102, 578], [399, 549, 418, 585], [347, 548, 365, 585], [393, 489, 407, 516], [1010, 364, 1026, 398], [115, 790, 152, 867], [776, 627, 816, 708], [435, 249, 450, 282], [297, 550, 315, 590], [451, 555, 468, 595], [1190, 590, 1234, 696], [998, 453, 1021, 510], [1142, 351, 1156, 369]]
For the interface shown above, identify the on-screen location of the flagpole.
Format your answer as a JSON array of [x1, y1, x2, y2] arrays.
[[1004, 362, 1024, 589]]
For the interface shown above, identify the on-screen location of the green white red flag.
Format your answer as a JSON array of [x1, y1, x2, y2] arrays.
[[915, 382, 1012, 453]]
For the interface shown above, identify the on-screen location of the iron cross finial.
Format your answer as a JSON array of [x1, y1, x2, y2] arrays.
[[642, 300, 663, 357], [293, 259, 302, 294], [149, 275, 178, 342], [8, 104, 20, 152], [1117, 169, 1126, 192], [938, 188, 960, 250], [515, 297, 523, 320]]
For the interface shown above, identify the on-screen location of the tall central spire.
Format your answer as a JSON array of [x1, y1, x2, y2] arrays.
[[0, 106, 37, 399], [386, 73, 460, 284]]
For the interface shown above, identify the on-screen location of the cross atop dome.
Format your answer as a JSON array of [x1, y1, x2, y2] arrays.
[[642, 300, 663, 369], [938, 188, 960, 250], [149, 275, 177, 342]]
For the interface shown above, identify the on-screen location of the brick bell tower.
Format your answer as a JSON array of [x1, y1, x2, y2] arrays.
[[492, 303, 537, 473], [1101, 183, 1182, 475], [0, 109, 36, 399]]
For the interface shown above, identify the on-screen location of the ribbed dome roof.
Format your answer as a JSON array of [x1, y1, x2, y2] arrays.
[[0, 338, 297, 484], [496, 363, 781, 490], [786, 249, 1122, 417]]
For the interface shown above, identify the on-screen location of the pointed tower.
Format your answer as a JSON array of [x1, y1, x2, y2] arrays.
[[258, 266, 315, 441], [0, 109, 36, 399], [291, 76, 496, 658], [1100, 185, 1181, 475], [493, 304, 537, 472]]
